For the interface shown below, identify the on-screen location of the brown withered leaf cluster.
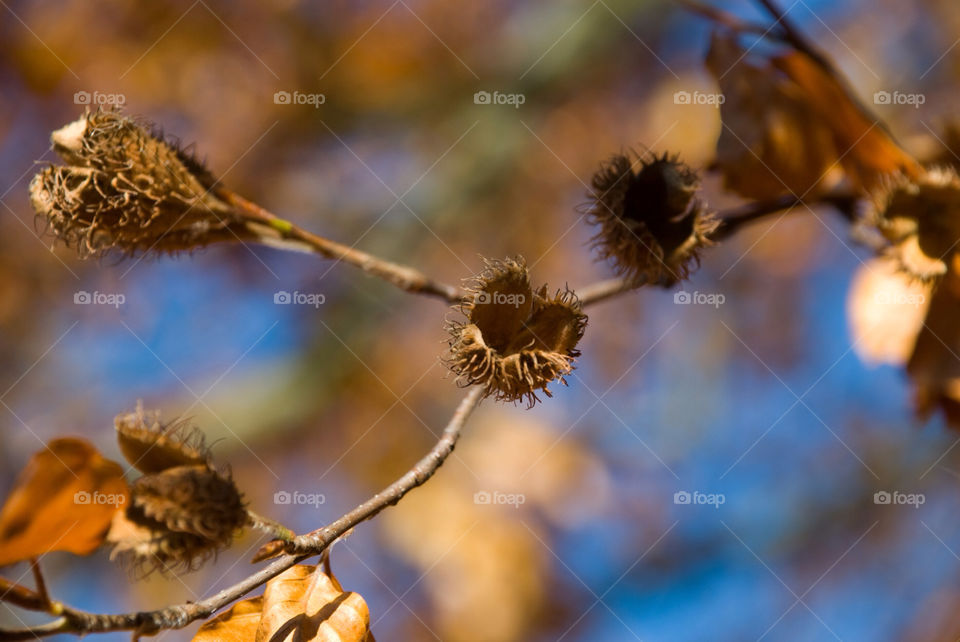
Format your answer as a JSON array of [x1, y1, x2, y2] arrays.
[[0, 438, 128, 567], [192, 563, 373, 642], [706, 30, 919, 200], [30, 110, 256, 257], [446, 257, 587, 407], [107, 404, 249, 574]]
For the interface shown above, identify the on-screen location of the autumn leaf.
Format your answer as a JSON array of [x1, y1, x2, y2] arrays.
[[907, 261, 960, 427], [706, 31, 920, 200], [192, 564, 373, 642], [706, 31, 841, 200], [771, 50, 920, 192], [0, 438, 128, 567], [192, 596, 264, 642]]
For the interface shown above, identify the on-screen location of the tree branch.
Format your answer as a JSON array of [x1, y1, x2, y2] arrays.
[[675, 0, 788, 39], [0, 386, 484, 640], [577, 189, 861, 306], [219, 189, 464, 304]]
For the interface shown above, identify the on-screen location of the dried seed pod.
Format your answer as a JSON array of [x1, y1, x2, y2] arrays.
[[447, 258, 587, 407], [865, 167, 960, 281], [30, 110, 256, 257], [106, 507, 221, 575], [585, 152, 718, 286], [131, 464, 247, 542], [115, 402, 211, 474], [108, 405, 250, 575]]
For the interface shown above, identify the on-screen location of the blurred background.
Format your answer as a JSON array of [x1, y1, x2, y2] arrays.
[[2, 0, 960, 640]]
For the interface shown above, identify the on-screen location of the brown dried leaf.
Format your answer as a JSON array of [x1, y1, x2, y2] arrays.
[[192, 596, 264, 642], [0, 438, 128, 566], [706, 31, 920, 199], [256, 564, 372, 642], [706, 32, 840, 200], [771, 51, 921, 192], [907, 263, 960, 426], [192, 564, 372, 642]]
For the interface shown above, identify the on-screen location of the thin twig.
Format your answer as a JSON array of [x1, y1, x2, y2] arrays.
[[675, 0, 787, 39], [29, 558, 53, 613], [579, 277, 644, 306], [219, 189, 464, 304], [753, 0, 834, 72], [0, 387, 484, 640], [284, 385, 484, 554], [0, 576, 53, 613]]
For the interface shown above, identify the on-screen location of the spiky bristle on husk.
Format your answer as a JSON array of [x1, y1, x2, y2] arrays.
[[585, 151, 718, 286], [447, 258, 587, 407]]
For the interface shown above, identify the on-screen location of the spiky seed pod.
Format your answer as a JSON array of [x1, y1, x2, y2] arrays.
[[447, 257, 587, 407], [115, 402, 211, 474], [29, 110, 256, 257], [865, 167, 960, 281], [106, 507, 221, 576], [131, 464, 247, 542], [585, 152, 718, 286], [109, 405, 250, 575]]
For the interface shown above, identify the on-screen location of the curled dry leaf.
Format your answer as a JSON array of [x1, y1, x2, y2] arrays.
[[706, 31, 841, 200], [706, 31, 919, 200], [192, 596, 264, 642], [772, 50, 920, 193], [907, 263, 960, 426], [192, 564, 373, 642], [0, 438, 128, 567]]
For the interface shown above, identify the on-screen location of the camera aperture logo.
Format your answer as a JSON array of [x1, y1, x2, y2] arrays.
[[74, 90, 126, 106], [474, 291, 526, 308], [273, 490, 325, 507], [474, 90, 525, 108], [274, 90, 325, 108], [673, 490, 725, 508], [674, 290, 725, 308], [473, 490, 525, 508], [74, 290, 125, 308], [274, 290, 325, 308], [873, 490, 924, 508], [74, 490, 125, 506]]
